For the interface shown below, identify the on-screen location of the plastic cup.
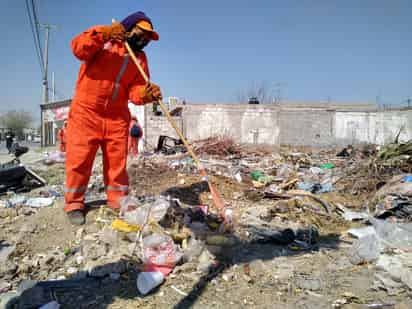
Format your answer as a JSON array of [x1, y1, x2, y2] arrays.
[[137, 271, 164, 295]]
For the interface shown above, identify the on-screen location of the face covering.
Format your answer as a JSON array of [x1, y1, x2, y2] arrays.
[[127, 33, 149, 51]]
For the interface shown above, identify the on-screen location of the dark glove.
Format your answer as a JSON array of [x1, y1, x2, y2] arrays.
[[101, 22, 125, 41], [142, 83, 162, 103]]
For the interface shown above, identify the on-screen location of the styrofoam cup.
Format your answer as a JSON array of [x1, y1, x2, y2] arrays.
[[137, 271, 164, 295]]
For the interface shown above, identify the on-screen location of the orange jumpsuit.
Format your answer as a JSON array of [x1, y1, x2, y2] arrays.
[[64, 26, 149, 212], [128, 119, 143, 158], [58, 127, 66, 152]]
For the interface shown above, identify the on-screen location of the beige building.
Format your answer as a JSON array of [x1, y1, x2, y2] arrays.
[[40, 100, 71, 146]]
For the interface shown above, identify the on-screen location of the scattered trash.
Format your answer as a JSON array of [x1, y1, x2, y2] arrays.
[[297, 182, 333, 194], [3, 140, 412, 307], [349, 234, 382, 265], [319, 163, 335, 170], [156, 135, 186, 155], [336, 145, 354, 157], [347, 226, 376, 239], [8, 195, 27, 207], [111, 218, 140, 233], [309, 166, 324, 175], [250, 170, 275, 185], [193, 136, 241, 157], [371, 218, 412, 251], [119, 196, 170, 226], [168, 157, 195, 170], [137, 271, 164, 295], [374, 194, 412, 222], [374, 174, 412, 200], [404, 175, 412, 183], [25, 197, 54, 208], [341, 209, 369, 222], [142, 233, 182, 276], [376, 141, 412, 164], [170, 285, 188, 296], [43, 151, 66, 165], [0, 145, 46, 195]]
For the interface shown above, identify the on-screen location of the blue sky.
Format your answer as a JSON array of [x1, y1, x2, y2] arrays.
[[0, 0, 411, 119]]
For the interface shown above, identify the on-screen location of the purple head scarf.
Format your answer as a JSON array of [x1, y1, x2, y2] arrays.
[[120, 11, 153, 32]]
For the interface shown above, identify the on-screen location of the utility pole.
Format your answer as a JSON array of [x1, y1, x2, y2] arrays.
[[52, 72, 55, 102], [39, 23, 57, 147], [407, 96, 411, 108], [40, 24, 57, 105]]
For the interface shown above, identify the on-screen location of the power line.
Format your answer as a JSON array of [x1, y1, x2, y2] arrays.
[[31, 0, 43, 58], [25, 0, 44, 76]]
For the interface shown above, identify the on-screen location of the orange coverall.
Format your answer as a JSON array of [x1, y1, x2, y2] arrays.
[[58, 127, 66, 152], [128, 119, 142, 158], [64, 26, 149, 212]]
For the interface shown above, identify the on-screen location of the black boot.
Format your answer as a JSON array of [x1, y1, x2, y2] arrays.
[[67, 210, 85, 225]]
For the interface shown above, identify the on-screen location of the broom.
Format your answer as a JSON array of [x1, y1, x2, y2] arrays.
[[116, 23, 227, 218]]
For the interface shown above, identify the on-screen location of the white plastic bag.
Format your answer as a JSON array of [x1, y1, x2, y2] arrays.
[[142, 233, 182, 272], [25, 197, 54, 208], [371, 217, 412, 250], [119, 196, 170, 226]]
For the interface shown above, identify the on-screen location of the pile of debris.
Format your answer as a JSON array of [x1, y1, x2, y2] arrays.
[[375, 141, 412, 172], [193, 136, 241, 157], [2, 137, 412, 308]]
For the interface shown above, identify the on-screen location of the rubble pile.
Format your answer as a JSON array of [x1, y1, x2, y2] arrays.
[[375, 141, 412, 172], [193, 136, 241, 157], [1, 142, 412, 308]]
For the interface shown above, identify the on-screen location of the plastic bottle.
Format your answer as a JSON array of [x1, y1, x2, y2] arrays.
[[137, 271, 164, 295]]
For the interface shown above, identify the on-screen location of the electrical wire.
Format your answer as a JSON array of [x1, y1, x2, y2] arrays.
[[25, 0, 44, 77], [31, 0, 43, 59]]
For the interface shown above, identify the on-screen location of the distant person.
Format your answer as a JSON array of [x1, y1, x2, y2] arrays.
[[58, 121, 68, 153], [128, 116, 143, 157], [5, 130, 15, 154]]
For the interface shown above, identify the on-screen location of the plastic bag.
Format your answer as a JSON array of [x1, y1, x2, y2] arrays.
[[142, 233, 182, 276], [371, 218, 412, 251], [43, 151, 65, 165], [25, 197, 54, 208], [119, 195, 170, 226]]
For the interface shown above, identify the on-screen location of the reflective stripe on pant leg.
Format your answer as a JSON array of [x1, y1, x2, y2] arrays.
[[105, 185, 129, 192], [102, 123, 129, 207], [64, 185, 88, 203], [65, 103, 101, 212]]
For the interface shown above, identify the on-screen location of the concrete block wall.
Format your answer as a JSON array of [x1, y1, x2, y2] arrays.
[[143, 104, 412, 148], [144, 111, 183, 149], [183, 104, 280, 145], [279, 108, 335, 147], [335, 109, 412, 145]]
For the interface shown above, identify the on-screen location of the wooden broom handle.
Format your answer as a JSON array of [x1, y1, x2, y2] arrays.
[[124, 41, 203, 168]]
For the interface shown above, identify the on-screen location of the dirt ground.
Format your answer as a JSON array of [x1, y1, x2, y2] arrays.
[[1, 145, 411, 308]]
